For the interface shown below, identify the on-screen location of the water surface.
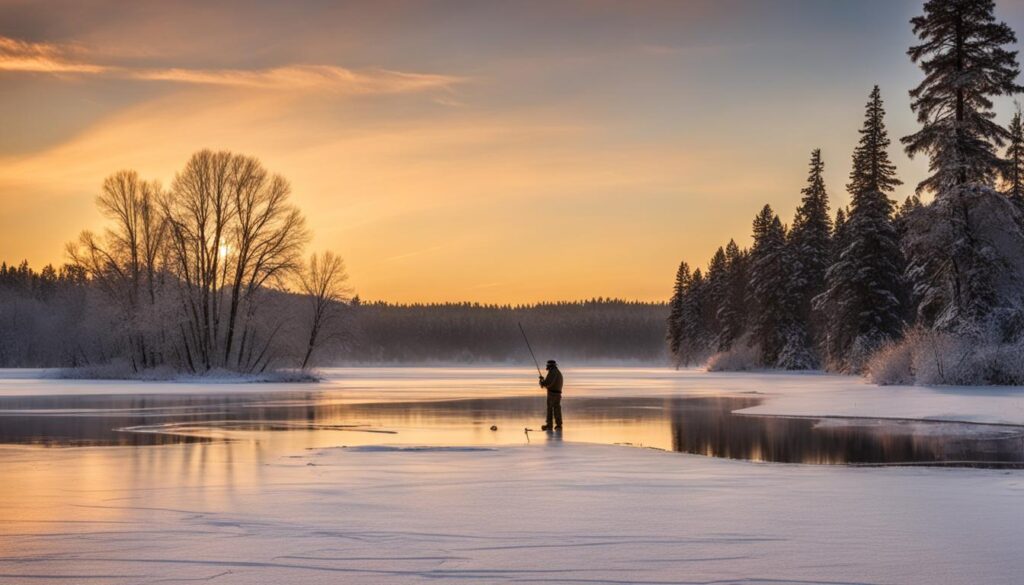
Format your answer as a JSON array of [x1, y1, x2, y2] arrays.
[[1, 390, 1021, 467]]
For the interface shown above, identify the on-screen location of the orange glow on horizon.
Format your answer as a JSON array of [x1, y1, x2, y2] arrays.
[[0, 1, 995, 303]]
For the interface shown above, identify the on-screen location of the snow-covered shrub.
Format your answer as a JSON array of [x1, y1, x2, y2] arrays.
[[866, 336, 915, 386], [867, 327, 974, 385], [907, 330, 972, 385], [706, 341, 761, 371], [867, 324, 1024, 386], [965, 341, 1024, 386]]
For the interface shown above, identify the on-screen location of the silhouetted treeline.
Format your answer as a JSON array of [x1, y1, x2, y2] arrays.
[[340, 299, 668, 364], [0, 261, 93, 367], [0, 260, 325, 370], [1, 266, 668, 367]]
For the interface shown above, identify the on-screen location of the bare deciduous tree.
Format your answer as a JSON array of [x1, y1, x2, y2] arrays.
[[65, 150, 310, 375], [297, 251, 350, 369], [67, 170, 167, 370], [161, 150, 309, 373]]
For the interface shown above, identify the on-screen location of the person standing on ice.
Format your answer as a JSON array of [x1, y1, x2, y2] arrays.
[[539, 360, 563, 431]]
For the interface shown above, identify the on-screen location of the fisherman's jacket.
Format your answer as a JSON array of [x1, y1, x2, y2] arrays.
[[540, 368, 563, 394]]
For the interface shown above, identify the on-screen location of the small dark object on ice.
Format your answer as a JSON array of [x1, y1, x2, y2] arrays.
[[490, 425, 498, 431]]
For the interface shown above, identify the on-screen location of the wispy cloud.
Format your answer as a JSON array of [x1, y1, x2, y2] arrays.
[[0, 37, 103, 73], [0, 36, 461, 94], [131, 65, 460, 94]]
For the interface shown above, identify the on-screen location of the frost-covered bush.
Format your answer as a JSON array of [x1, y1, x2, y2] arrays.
[[706, 341, 761, 372], [907, 330, 972, 385], [966, 341, 1024, 386], [867, 324, 1024, 386], [866, 336, 915, 385], [867, 328, 971, 385]]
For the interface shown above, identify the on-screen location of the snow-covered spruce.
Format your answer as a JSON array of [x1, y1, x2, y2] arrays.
[[747, 205, 793, 367], [1003, 105, 1024, 201], [665, 261, 689, 365], [902, 0, 1022, 194], [787, 148, 832, 364], [716, 239, 749, 352], [816, 86, 906, 373]]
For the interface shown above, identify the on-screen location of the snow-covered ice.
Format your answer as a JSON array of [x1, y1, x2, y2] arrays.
[[0, 367, 1022, 584], [1, 441, 1022, 584]]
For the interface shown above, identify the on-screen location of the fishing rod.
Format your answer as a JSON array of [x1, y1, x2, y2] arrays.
[[518, 322, 543, 377]]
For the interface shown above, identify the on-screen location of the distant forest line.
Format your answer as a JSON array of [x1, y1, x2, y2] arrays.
[[0, 263, 667, 368], [342, 299, 668, 364]]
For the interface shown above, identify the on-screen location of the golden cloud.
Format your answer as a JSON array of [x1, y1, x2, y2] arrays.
[[0, 37, 105, 73], [0, 36, 461, 94]]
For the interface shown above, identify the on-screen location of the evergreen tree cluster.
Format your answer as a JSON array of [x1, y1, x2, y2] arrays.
[[0, 262, 93, 367], [667, 0, 1024, 379], [666, 147, 852, 370], [0, 261, 87, 299]]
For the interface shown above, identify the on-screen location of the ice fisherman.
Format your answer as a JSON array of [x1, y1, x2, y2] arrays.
[[539, 359, 563, 431]]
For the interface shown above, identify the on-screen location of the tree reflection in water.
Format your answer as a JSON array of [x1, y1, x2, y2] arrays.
[[0, 393, 1021, 467]]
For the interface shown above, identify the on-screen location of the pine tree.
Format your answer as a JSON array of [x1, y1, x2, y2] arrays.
[[716, 240, 748, 351], [748, 205, 792, 366], [704, 247, 728, 344], [820, 207, 850, 366], [666, 261, 691, 365], [786, 149, 831, 363], [902, 0, 1022, 194], [817, 86, 905, 371], [893, 195, 923, 241], [790, 150, 833, 299], [894, 195, 924, 324], [831, 207, 849, 263], [1003, 104, 1024, 201], [850, 87, 903, 196], [678, 268, 710, 365], [901, 0, 1024, 332]]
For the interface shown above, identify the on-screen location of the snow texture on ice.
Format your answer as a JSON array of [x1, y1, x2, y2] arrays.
[[0, 442, 1022, 584]]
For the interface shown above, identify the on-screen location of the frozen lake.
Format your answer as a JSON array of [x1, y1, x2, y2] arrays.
[[1, 367, 1022, 466], [1, 367, 1023, 584]]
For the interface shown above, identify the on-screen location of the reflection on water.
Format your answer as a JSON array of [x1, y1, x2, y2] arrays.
[[0, 392, 1022, 467]]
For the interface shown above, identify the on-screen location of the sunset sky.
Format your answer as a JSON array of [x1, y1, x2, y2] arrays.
[[2, 0, 1023, 303]]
